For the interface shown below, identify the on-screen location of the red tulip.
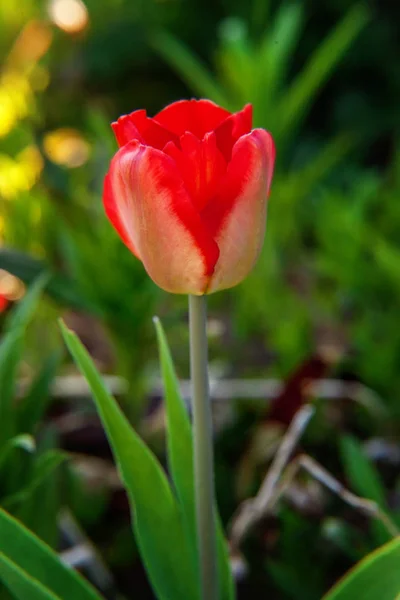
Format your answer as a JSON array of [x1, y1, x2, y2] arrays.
[[103, 99, 275, 294]]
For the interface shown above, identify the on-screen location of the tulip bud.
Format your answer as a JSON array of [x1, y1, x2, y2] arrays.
[[103, 99, 275, 294]]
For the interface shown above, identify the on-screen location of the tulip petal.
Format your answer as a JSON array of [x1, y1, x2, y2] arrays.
[[214, 104, 253, 161], [104, 172, 141, 258], [103, 141, 220, 294], [112, 110, 178, 149], [163, 131, 226, 212], [154, 99, 231, 139], [203, 129, 275, 293]]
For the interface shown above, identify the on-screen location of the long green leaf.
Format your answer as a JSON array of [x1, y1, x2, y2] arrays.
[[154, 317, 236, 600], [153, 318, 195, 537], [4, 274, 49, 334], [323, 537, 400, 600], [0, 275, 50, 448], [340, 436, 386, 508], [0, 554, 62, 600], [0, 434, 35, 474], [0, 331, 22, 448], [0, 509, 101, 600], [3, 451, 66, 510], [16, 430, 62, 548], [255, 1, 303, 115], [290, 132, 356, 199], [340, 435, 391, 545], [150, 31, 231, 108], [18, 351, 61, 434], [60, 320, 200, 600], [276, 3, 370, 140], [16, 460, 61, 549]]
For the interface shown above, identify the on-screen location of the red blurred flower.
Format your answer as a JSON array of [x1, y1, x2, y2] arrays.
[[103, 99, 275, 294], [0, 294, 9, 313]]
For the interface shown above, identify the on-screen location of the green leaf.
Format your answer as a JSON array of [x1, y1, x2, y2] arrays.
[[17, 466, 60, 549], [0, 275, 49, 448], [0, 554, 62, 600], [340, 435, 390, 545], [13, 430, 62, 548], [154, 317, 236, 600], [0, 331, 23, 448], [150, 31, 231, 109], [340, 436, 386, 507], [0, 434, 35, 474], [153, 318, 195, 537], [3, 451, 66, 511], [18, 352, 61, 434], [60, 320, 200, 600], [289, 132, 356, 200], [4, 273, 49, 334], [276, 3, 370, 141], [0, 509, 101, 600], [323, 537, 400, 600], [255, 1, 303, 119]]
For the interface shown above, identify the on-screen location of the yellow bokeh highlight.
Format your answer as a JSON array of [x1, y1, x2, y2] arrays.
[[0, 145, 44, 200], [0, 71, 32, 138], [48, 0, 89, 34], [43, 128, 90, 168], [0, 20, 52, 138]]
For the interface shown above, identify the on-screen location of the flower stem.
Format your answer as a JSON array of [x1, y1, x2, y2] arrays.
[[189, 294, 219, 600]]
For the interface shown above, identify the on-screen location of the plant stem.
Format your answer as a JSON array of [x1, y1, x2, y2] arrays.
[[189, 294, 218, 600]]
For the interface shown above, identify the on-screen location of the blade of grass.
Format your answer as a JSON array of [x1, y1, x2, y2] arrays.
[[0, 275, 50, 448], [18, 351, 62, 434], [323, 537, 400, 600], [340, 435, 391, 545], [60, 320, 200, 600], [3, 451, 66, 511], [276, 3, 370, 141], [254, 1, 303, 127], [150, 30, 231, 108], [0, 554, 62, 600], [0, 509, 101, 600]]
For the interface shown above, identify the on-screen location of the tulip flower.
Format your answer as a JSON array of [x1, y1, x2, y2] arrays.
[[103, 99, 275, 294]]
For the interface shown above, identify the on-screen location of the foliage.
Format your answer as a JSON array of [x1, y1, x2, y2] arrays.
[[60, 318, 235, 600], [0, 278, 64, 550], [0, 0, 400, 598], [322, 537, 400, 600]]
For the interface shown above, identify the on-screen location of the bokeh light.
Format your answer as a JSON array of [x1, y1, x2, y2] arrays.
[[0, 146, 44, 200], [48, 0, 89, 34], [0, 270, 25, 301], [7, 21, 53, 68], [43, 128, 90, 168], [0, 72, 32, 138]]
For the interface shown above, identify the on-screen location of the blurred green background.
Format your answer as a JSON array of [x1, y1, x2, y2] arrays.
[[1, 0, 400, 598]]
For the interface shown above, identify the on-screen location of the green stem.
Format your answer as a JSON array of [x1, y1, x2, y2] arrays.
[[189, 295, 218, 600]]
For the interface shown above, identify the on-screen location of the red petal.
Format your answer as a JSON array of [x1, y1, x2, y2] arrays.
[[103, 173, 141, 258], [214, 104, 253, 161], [112, 110, 178, 149], [154, 99, 231, 139], [103, 141, 219, 294], [112, 116, 144, 147], [202, 128, 275, 293], [164, 131, 226, 211]]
